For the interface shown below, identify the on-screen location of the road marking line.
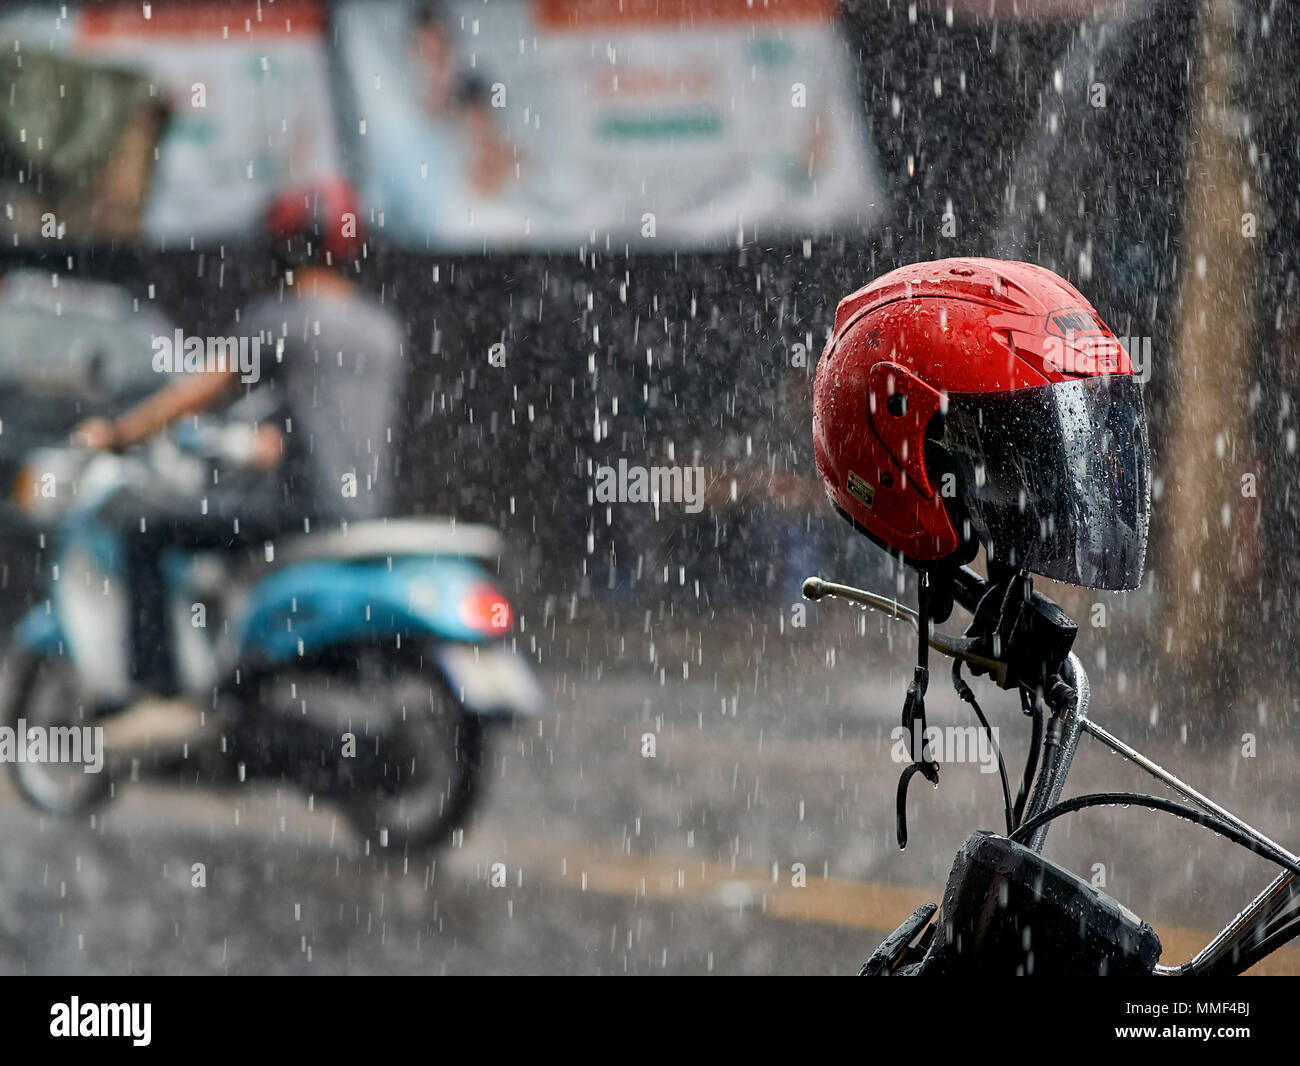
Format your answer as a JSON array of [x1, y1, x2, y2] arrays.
[[482, 835, 1300, 975]]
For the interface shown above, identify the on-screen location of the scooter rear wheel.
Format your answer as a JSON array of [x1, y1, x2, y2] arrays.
[[344, 705, 486, 853], [251, 650, 487, 852]]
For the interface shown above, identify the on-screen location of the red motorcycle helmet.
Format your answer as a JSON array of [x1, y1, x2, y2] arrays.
[[813, 257, 1150, 591], [264, 175, 364, 269]]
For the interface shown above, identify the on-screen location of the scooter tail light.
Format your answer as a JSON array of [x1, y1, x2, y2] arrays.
[[459, 584, 513, 634]]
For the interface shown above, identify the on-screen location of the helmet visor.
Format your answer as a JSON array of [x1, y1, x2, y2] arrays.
[[934, 376, 1150, 590]]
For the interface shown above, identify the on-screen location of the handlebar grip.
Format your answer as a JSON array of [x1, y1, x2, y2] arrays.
[[951, 566, 987, 613]]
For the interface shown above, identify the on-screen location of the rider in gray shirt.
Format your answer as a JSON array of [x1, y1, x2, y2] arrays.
[[241, 287, 405, 527], [73, 177, 407, 692]]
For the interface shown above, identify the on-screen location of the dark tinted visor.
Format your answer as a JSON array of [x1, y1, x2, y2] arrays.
[[933, 376, 1150, 590]]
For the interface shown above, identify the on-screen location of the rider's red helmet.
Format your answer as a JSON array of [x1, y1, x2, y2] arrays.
[[813, 257, 1150, 590], [264, 175, 364, 268]]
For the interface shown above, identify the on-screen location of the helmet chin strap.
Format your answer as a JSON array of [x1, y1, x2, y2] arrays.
[[895, 571, 940, 849], [892, 562, 1077, 850]]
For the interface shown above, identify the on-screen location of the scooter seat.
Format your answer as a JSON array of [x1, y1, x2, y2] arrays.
[[267, 518, 503, 568]]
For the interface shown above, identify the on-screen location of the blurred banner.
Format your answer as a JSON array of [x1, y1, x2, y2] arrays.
[[335, 0, 884, 249], [0, 0, 341, 242]]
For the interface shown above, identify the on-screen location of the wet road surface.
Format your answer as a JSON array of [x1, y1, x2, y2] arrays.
[[2, 607, 1297, 975]]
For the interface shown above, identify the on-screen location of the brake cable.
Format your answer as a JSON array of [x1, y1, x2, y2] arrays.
[[1009, 791, 1300, 880], [1012, 686, 1043, 829], [951, 659, 1014, 835]]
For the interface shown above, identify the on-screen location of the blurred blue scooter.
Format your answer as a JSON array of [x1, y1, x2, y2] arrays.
[[3, 419, 543, 850]]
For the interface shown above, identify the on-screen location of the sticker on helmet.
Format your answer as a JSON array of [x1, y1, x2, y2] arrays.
[[847, 470, 875, 509], [1045, 307, 1106, 338]]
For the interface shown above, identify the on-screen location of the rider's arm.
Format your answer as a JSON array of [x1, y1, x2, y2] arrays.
[[80, 369, 241, 450]]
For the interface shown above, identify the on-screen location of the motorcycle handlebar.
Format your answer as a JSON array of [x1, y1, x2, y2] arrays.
[[950, 566, 989, 614], [168, 420, 268, 467], [801, 574, 1004, 678], [14, 419, 267, 525]]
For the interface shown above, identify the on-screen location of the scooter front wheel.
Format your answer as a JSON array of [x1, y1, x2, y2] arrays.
[[2, 649, 114, 816]]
